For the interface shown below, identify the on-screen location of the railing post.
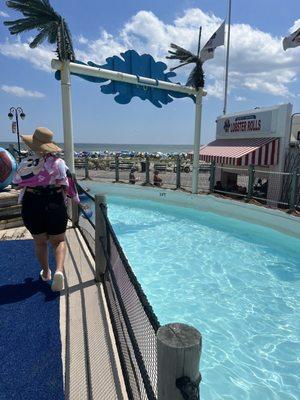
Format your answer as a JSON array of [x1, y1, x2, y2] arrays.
[[95, 194, 107, 282], [209, 161, 216, 192], [247, 164, 255, 200], [115, 154, 120, 182], [176, 155, 181, 189], [145, 155, 150, 184], [289, 171, 298, 211], [71, 173, 79, 227], [84, 155, 90, 180], [157, 323, 202, 400]]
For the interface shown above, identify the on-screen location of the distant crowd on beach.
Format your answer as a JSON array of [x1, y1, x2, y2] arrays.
[[73, 149, 193, 160], [6, 145, 194, 162]]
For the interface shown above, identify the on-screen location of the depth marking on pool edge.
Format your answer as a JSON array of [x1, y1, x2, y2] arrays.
[[159, 192, 166, 198]]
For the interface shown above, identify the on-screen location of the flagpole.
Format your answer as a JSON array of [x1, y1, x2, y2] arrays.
[[197, 26, 202, 57], [223, 0, 232, 115]]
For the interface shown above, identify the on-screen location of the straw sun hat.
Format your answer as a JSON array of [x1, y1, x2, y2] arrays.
[[21, 127, 62, 153]]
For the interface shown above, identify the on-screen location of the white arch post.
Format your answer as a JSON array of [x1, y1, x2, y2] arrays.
[[52, 59, 206, 192], [192, 91, 203, 194], [60, 61, 75, 173]]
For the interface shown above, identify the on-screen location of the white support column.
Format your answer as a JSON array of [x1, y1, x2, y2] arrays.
[[60, 61, 75, 173], [192, 92, 203, 194]]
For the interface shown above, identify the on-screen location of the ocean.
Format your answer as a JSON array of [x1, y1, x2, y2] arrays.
[[0, 142, 194, 154]]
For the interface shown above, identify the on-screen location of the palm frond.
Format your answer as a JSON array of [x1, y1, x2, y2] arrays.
[[166, 43, 198, 64], [4, 0, 75, 61], [4, 17, 55, 34], [56, 18, 75, 61], [29, 24, 53, 48], [47, 21, 59, 44], [186, 62, 205, 89], [6, 0, 57, 18], [166, 43, 204, 89]]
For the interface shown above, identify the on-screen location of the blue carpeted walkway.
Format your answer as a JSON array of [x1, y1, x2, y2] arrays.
[[0, 240, 64, 400]]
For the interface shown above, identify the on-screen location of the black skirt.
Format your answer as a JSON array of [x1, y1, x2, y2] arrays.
[[21, 190, 68, 235]]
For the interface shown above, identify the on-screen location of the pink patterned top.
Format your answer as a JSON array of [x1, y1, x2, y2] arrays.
[[13, 153, 79, 203]]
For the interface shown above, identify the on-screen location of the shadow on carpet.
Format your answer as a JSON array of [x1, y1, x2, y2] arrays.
[[0, 240, 64, 400]]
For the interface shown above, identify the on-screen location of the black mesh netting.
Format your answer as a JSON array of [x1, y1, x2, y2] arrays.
[[77, 203, 95, 257], [101, 205, 160, 400], [75, 188, 160, 400]]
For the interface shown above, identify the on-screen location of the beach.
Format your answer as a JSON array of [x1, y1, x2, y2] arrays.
[[0, 141, 195, 155]]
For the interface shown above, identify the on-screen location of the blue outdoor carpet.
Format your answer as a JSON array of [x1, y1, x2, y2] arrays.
[[0, 240, 64, 400]]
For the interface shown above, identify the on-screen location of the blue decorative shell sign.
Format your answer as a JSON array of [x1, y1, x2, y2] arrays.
[[0, 148, 17, 191], [55, 50, 194, 108]]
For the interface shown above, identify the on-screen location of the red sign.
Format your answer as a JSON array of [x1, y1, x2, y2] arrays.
[[224, 117, 262, 133]]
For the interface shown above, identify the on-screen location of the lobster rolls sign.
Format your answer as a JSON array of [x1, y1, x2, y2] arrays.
[[217, 111, 273, 137]]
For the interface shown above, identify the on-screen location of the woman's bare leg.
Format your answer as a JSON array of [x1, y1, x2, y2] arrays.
[[33, 232, 51, 279], [48, 233, 66, 273]]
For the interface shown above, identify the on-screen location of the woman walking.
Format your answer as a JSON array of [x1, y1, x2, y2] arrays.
[[13, 127, 77, 291]]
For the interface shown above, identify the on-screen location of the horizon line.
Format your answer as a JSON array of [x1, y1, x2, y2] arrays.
[[0, 141, 195, 146]]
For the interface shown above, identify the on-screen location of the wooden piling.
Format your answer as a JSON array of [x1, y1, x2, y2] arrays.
[[157, 323, 202, 400]]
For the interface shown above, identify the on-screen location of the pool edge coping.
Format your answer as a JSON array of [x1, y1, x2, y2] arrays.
[[84, 182, 300, 238]]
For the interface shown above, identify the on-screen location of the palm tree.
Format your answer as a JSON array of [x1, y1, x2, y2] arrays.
[[166, 27, 205, 90], [3, 0, 75, 61]]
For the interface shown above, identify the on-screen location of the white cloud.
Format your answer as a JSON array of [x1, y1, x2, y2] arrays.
[[75, 12, 300, 99], [1, 85, 45, 98], [289, 19, 300, 34], [76, 30, 125, 65], [0, 11, 9, 17], [235, 96, 247, 101], [0, 38, 54, 72], [206, 80, 224, 100], [0, 10, 300, 100]]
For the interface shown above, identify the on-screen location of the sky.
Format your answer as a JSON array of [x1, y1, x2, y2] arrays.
[[0, 0, 300, 145]]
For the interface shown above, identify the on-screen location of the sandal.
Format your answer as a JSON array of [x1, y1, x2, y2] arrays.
[[40, 269, 52, 282], [51, 271, 64, 292]]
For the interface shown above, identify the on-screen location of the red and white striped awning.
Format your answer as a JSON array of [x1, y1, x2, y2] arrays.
[[200, 137, 279, 166]]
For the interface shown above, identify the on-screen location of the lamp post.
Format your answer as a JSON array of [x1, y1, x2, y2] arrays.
[[8, 107, 26, 162]]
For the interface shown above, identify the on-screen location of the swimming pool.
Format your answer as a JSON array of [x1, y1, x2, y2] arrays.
[[85, 184, 300, 400]]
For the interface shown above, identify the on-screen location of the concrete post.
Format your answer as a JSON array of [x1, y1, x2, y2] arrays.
[[157, 323, 202, 400]]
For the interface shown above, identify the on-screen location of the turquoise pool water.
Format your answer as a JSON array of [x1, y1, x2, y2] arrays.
[[85, 193, 300, 400]]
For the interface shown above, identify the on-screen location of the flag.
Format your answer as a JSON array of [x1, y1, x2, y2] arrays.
[[200, 21, 225, 63], [283, 26, 300, 50]]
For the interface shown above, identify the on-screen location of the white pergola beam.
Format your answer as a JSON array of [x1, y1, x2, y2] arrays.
[[52, 59, 201, 96]]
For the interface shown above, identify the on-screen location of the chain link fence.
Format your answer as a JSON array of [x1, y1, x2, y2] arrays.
[[210, 164, 299, 210], [76, 155, 212, 192], [76, 156, 300, 212]]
